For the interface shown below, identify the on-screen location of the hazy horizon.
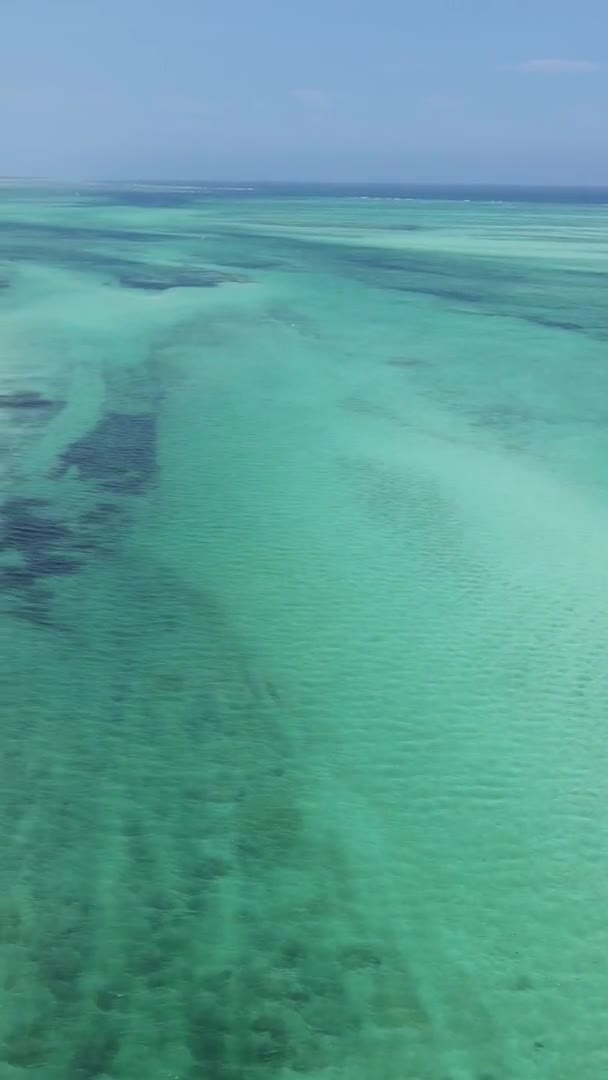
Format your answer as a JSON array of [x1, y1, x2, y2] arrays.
[[1, 177, 608, 191]]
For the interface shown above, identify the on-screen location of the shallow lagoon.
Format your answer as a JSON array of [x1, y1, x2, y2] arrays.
[[1, 184, 608, 1079]]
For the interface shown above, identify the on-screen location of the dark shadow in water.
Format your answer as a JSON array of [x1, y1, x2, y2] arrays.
[[1, 233, 245, 291], [526, 315, 585, 333], [1, 221, 250, 292], [1, 220, 168, 244], [27, 556, 83, 577], [469, 402, 556, 431], [91, 190, 206, 209], [385, 357, 429, 369], [0, 491, 129, 625], [0, 499, 84, 624], [16, 583, 56, 628], [347, 252, 423, 273], [217, 256, 284, 270], [0, 566, 38, 588], [80, 503, 125, 526], [333, 249, 491, 303], [0, 391, 63, 411], [119, 269, 248, 291], [0, 542, 444, 1079], [380, 223, 424, 232], [341, 395, 407, 427], [2, 364, 163, 624], [1, 498, 75, 556], [52, 412, 157, 494], [389, 282, 485, 303]]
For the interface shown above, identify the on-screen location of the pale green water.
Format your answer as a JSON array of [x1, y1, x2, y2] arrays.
[[1, 185, 608, 1079]]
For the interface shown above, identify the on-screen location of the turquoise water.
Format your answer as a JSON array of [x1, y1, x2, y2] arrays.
[[1, 184, 608, 1079]]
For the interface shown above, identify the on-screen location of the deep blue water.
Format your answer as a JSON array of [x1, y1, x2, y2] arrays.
[[107, 181, 608, 205], [2, 180, 607, 208]]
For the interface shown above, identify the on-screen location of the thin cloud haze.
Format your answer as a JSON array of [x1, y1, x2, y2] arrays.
[[423, 94, 463, 109], [291, 89, 330, 107], [512, 58, 602, 73], [0, 0, 607, 182]]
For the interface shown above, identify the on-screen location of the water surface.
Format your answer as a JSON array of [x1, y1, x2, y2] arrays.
[[1, 184, 608, 1079]]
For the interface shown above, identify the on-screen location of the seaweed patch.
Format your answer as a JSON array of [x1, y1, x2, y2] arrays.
[[3, 406, 158, 624], [0, 498, 85, 623], [53, 412, 157, 494], [0, 499, 74, 558], [0, 493, 122, 625]]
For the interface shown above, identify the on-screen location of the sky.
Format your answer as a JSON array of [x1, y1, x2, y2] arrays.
[[0, 0, 606, 183]]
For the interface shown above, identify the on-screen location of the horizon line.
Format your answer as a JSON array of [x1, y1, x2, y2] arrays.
[[1, 176, 608, 190]]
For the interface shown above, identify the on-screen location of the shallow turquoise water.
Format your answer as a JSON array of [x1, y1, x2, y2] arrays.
[[1, 185, 608, 1079]]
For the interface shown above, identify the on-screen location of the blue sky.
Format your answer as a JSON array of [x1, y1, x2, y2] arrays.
[[0, 0, 606, 182]]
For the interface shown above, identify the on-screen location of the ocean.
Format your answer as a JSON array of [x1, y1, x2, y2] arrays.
[[1, 182, 608, 1079]]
